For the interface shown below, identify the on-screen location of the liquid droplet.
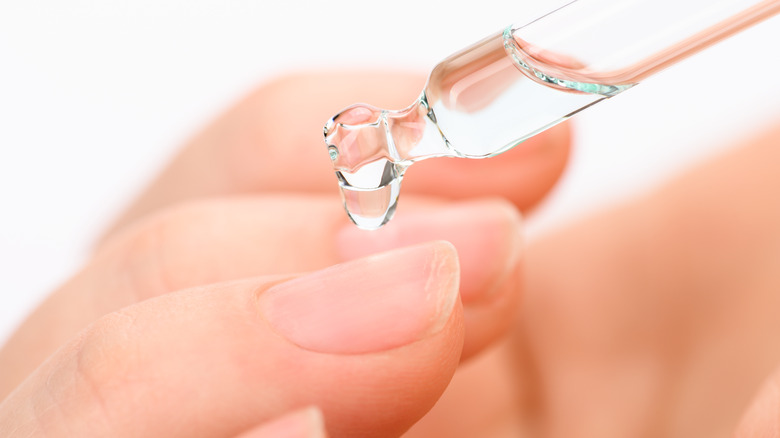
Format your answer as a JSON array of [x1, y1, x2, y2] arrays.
[[335, 158, 404, 230], [324, 103, 443, 230]]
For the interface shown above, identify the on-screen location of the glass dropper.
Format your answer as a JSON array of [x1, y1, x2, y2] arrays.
[[324, 0, 780, 230]]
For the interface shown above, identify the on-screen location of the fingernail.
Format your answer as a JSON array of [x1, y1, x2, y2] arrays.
[[336, 199, 522, 303], [259, 242, 459, 354], [241, 407, 326, 438]]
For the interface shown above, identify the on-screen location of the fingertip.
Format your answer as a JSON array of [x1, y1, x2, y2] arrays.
[[258, 241, 461, 355]]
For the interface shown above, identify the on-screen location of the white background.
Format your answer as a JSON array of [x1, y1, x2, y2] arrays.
[[2, 0, 780, 343]]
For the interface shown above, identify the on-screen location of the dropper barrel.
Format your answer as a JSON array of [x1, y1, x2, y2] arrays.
[[511, 0, 780, 85]]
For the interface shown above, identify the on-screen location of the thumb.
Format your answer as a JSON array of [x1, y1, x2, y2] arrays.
[[0, 242, 463, 438]]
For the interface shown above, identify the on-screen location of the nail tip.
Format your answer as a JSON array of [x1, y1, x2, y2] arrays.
[[426, 240, 461, 332], [302, 406, 327, 438]]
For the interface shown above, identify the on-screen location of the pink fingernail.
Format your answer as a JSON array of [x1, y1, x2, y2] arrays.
[[238, 407, 326, 438], [336, 200, 522, 303], [259, 242, 459, 354]]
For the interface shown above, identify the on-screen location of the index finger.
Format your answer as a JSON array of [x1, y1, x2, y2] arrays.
[[104, 71, 570, 239]]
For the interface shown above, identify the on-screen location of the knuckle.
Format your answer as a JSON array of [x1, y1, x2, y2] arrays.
[[33, 311, 141, 436], [74, 309, 141, 391]]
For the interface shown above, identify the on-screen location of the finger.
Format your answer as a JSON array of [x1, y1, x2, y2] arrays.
[[0, 196, 523, 397], [519, 122, 780, 436], [105, 72, 570, 239], [234, 407, 327, 438], [0, 243, 463, 438]]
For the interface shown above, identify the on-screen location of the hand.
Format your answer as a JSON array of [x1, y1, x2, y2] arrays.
[[0, 72, 571, 437], [405, 123, 780, 437]]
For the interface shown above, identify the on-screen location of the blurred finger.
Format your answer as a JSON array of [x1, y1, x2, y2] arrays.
[[520, 122, 780, 436], [0, 243, 464, 437], [104, 72, 570, 239]]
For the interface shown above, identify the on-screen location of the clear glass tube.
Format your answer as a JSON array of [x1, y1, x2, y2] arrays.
[[324, 0, 780, 229], [511, 0, 780, 85]]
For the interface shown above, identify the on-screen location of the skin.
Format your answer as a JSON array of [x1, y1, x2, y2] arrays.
[[0, 72, 567, 437], [0, 72, 778, 437], [408, 123, 780, 438]]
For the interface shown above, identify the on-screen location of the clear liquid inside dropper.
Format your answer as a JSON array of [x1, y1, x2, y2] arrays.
[[324, 27, 633, 230]]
